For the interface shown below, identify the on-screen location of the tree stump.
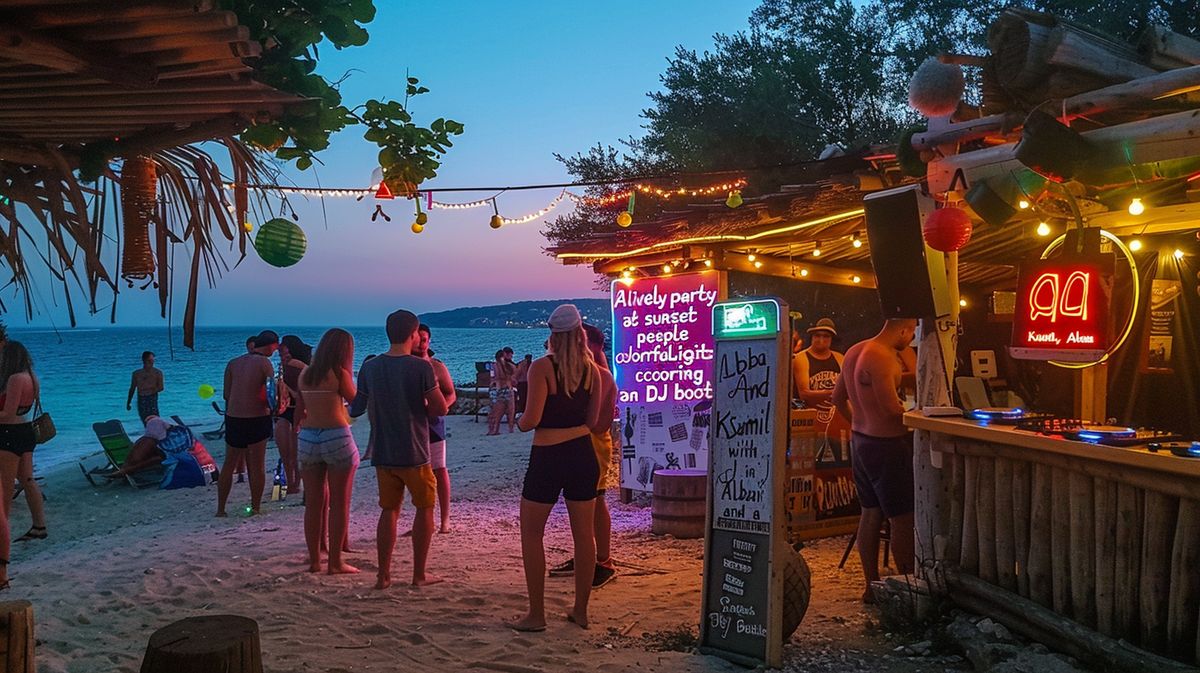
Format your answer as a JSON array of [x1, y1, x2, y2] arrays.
[[0, 601, 35, 673], [140, 615, 262, 673]]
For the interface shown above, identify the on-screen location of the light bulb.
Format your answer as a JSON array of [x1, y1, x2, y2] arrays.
[[1018, 199, 1030, 210], [753, 261, 763, 269], [851, 275, 861, 284], [747, 253, 756, 262], [621, 270, 632, 280], [799, 268, 809, 277], [812, 243, 821, 257], [959, 298, 968, 308], [662, 264, 672, 273], [489, 214, 503, 229], [1129, 238, 1143, 252], [616, 212, 632, 228], [1036, 222, 1051, 237], [852, 237, 863, 248], [411, 222, 424, 234], [1128, 197, 1145, 216], [1175, 248, 1185, 260], [704, 259, 713, 267]]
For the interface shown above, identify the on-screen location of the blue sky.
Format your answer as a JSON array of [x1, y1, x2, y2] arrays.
[[15, 1, 756, 328]]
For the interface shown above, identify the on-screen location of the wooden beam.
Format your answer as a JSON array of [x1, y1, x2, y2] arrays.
[[0, 76, 260, 98], [6, 1, 216, 29], [58, 10, 239, 41], [157, 58, 251, 79], [0, 104, 282, 119], [101, 27, 252, 55], [0, 24, 157, 88], [0, 90, 301, 110]]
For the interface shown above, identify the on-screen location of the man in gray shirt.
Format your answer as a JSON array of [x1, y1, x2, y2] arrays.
[[350, 309, 448, 589]]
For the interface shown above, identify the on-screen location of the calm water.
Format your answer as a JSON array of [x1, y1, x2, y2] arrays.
[[6, 326, 550, 470]]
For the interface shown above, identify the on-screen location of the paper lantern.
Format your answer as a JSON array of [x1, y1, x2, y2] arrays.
[[725, 190, 743, 209], [907, 57, 964, 118], [616, 212, 632, 228], [120, 156, 157, 282], [923, 207, 973, 252], [254, 218, 307, 267]]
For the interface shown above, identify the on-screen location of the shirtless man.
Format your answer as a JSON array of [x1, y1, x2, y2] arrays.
[[217, 330, 278, 516], [127, 351, 164, 425], [416, 324, 456, 533], [831, 319, 918, 602]]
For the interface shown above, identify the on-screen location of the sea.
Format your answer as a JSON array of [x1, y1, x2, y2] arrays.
[[6, 326, 551, 471]]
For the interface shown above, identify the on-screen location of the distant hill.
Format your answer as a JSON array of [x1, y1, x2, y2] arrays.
[[421, 299, 610, 329]]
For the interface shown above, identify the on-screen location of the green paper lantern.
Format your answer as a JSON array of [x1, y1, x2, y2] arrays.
[[254, 217, 307, 268]]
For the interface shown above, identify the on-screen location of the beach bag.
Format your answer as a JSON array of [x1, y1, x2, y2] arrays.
[[190, 439, 219, 483], [31, 399, 55, 444], [160, 451, 206, 490]]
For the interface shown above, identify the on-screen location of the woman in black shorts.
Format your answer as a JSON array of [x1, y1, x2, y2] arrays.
[[507, 304, 604, 632], [0, 341, 48, 590]]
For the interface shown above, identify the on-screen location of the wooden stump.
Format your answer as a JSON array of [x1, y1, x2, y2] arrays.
[[1114, 484, 1144, 639], [0, 601, 34, 673], [1012, 461, 1031, 598], [1068, 471, 1096, 627], [1140, 492, 1178, 652], [993, 458, 1017, 592], [1027, 463, 1054, 608], [1167, 499, 1200, 661], [1093, 478, 1117, 637], [140, 615, 262, 673]]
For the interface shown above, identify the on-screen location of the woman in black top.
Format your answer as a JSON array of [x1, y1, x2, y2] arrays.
[[275, 335, 310, 495], [0, 341, 47, 590], [507, 304, 604, 632]]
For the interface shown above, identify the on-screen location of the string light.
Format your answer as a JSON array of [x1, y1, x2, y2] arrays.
[[621, 269, 632, 280], [703, 259, 713, 268], [747, 252, 756, 262], [799, 268, 809, 277], [753, 260, 764, 269], [959, 297, 968, 307], [588, 179, 747, 207], [1018, 199, 1031, 209], [851, 275, 861, 284], [851, 232, 863, 248], [661, 264, 672, 274], [1129, 238, 1143, 251], [1036, 221, 1051, 237], [812, 242, 822, 257], [499, 191, 568, 225], [1128, 197, 1145, 215], [1175, 248, 1185, 259]]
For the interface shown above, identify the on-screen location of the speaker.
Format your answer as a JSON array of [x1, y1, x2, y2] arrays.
[[864, 185, 936, 318]]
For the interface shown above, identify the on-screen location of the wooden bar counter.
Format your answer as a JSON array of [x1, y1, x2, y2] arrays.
[[905, 412, 1200, 667]]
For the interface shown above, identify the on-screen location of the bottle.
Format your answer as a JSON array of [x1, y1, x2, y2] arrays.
[[271, 459, 283, 502], [278, 458, 287, 500]]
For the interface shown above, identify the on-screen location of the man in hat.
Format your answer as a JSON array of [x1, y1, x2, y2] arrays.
[[792, 318, 844, 409], [216, 330, 278, 517]]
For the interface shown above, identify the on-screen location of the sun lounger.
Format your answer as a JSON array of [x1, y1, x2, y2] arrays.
[[78, 420, 163, 488], [201, 402, 226, 441]]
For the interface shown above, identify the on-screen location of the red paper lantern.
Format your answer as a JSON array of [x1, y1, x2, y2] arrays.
[[923, 206, 973, 252]]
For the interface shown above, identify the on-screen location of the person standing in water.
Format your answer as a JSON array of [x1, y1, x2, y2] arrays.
[[126, 351, 164, 426], [508, 304, 604, 632], [217, 330, 278, 517], [0, 341, 49, 589], [350, 310, 449, 589], [296, 329, 360, 574], [416, 325, 456, 533]]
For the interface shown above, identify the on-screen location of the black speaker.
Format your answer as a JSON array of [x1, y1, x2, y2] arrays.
[[864, 185, 936, 318]]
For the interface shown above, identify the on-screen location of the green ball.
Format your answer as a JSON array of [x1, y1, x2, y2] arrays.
[[254, 218, 307, 268], [198, 384, 215, 399]]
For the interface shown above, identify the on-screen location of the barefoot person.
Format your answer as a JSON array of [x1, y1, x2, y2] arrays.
[[417, 325, 456, 533], [514, 353, 533, 415], [126, 351, 164, 426], [276, 335, 310, 496], [831, 319, 918, 602], [548, 323, 618, 589], [509, 304, 604, 632], [216, 330, 278, 517], [296, 329, 360, 574], [487, 350, 517, 435], [0, 341, 48, 589], [349, 310, 449, 589]]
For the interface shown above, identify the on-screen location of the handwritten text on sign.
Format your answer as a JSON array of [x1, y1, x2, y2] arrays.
[[712, 339, 776, 533], [1011, 259, 1111, 358], [613, 273, 718, 489]]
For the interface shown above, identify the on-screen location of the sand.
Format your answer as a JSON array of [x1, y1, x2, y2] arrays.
[[6, 417, 936, 673]]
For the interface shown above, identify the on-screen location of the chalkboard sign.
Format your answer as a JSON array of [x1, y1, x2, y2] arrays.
[[700, 297, 789, 668]]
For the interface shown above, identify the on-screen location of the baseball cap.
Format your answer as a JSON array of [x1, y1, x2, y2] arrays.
[[548, 304, 582, 333], [807, 318, 837, 336], [254, 330, 279, 348], [144, 416, 170, 441]]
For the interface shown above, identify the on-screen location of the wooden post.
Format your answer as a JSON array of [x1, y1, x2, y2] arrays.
[[1115, 484, 1144, 638], [1094, 478, 1118, 637], [140, 615, 262, 673], [1140, 492, 1178, 652], [975, 456, 997, 585], [1166, 499, 1200, 661], [1068, 471, 1097, 627], [960, 455, 979, 573], [1050, 467, 1072, 616], [0, 601, 34, 673], [994, 458, 1017, 592], [1012, 461, 1032, 598], [948, 450, 965, 568], [1074, 364, 1108, 423], [1027, 463, 1054, 608], [914, 318, 952, 579]]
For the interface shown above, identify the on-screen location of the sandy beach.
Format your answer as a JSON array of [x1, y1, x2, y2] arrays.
[[7, 417, 934, 673]]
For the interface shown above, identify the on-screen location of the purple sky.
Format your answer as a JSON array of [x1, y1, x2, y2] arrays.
[[19, 2, 755, 328]]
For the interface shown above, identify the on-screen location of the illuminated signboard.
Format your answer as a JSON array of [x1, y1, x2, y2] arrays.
[[1010, 258, 1111, 362], [713, 299, 781, 340], [611, 272, 719, 490]]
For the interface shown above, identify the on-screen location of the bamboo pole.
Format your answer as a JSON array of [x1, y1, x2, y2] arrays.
[[1166, 499, 1200, 661], [1013, 460, 1032, 598], [994, 458, 1017, 592], [1068, 472, 1097, 628], [1140, 492, 1178, 651], [961, 455, 979, 573], [1051, 467, 1072, 616], [976, 456, 997, 585], [1115, 484, 1144, 640], [1028, 463, 1054, 608], [1094, 478, 1118, 637]]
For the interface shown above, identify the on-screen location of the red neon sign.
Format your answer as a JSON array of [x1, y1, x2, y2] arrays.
[[1010, 259, 1111, 362]]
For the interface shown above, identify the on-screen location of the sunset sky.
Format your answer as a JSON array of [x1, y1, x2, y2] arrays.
[[18, 2, 755, 328]]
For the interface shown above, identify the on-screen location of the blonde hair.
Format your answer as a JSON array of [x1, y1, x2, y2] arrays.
[[548, 326, 593, 397]]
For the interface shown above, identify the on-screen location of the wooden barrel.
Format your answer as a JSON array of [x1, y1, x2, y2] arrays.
[[652, 468, 706, 538], [0, 600, 35, 673], [141, 615, 262, 673]]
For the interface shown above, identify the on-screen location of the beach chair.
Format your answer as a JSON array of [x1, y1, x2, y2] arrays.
[[78, 420, 162, 489], [201, 401, 226, 440]]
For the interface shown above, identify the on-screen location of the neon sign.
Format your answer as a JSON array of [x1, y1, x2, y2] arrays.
[[714, 299, 780, 340], [1010, 259, 1110, 362]]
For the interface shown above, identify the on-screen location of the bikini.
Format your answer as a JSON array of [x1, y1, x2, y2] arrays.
[[0, 392, 35, 457]]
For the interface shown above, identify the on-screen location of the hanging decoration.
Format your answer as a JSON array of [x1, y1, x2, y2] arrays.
[[489, 199, 503, 229], [120, 156, 158, 283], [923, 206, 973, 252], [375, 181, 395, 199], [725, 190, 743, 208], [254, 217, 308, 267], [616, 191, 635, 227], [411, 199, 428, 233]]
